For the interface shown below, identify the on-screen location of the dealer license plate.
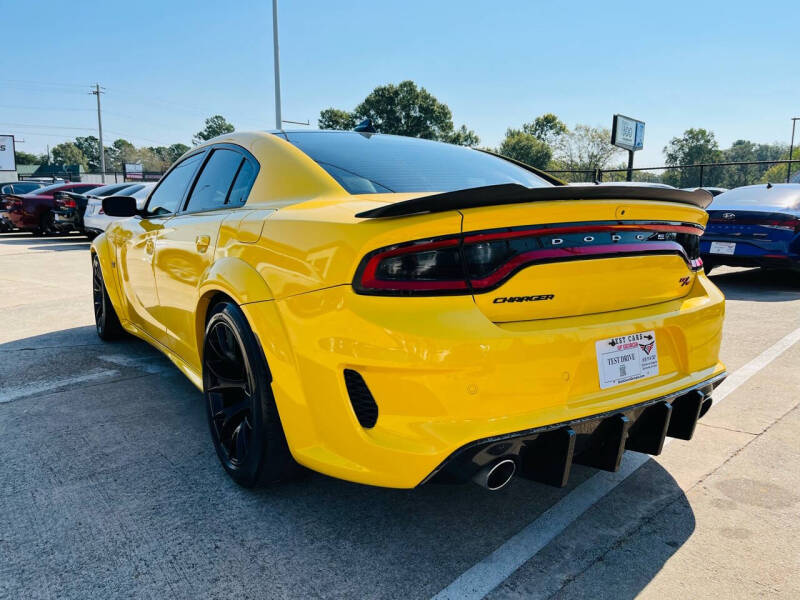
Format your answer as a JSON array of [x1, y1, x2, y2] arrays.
[[709, 241, 736, 255], [595, 330, 659, 389]]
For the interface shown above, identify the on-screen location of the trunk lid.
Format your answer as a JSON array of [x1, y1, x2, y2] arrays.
[[459, 199, 706, 323]]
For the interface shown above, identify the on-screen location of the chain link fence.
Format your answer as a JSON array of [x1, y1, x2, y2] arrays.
[[546, 159, 800, 187]]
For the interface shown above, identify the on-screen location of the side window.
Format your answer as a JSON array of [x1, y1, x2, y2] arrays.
[[185, 149, 243, 213], [146, 152, 204, 216], [227, 158, 257, 206]]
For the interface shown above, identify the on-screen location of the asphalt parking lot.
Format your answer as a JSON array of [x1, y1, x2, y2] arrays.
[[1, 232, 799, 600]]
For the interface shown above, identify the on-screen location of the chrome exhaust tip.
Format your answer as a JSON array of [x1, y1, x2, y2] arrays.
[[472, 458, 516, 491]]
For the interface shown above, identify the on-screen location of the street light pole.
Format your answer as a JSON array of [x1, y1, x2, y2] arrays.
[[787, 117, 799, 184], [91, 83, 106, 183], [272, 0, 282, 130]]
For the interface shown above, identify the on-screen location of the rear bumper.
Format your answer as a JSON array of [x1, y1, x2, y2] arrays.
[[51, 209, 80, 231], [702, 252, 800, 270], [424, 372, 726, 487], [243, 275, 726, 488], [702, 238, 799, 270]]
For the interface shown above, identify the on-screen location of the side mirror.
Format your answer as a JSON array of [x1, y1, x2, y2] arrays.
[[102, 195, 138, 217]]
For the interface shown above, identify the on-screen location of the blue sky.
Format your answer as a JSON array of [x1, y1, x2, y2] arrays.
[[2, 0, 797, 166]]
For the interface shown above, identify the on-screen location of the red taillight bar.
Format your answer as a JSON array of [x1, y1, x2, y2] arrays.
[[355, 221, 704, 295], [463, 222, 702, 244]]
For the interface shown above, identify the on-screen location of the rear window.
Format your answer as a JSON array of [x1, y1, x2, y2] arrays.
[[710, 185, 800, 211], [283, 131, 550, 194], [30, 182, 67, 195]]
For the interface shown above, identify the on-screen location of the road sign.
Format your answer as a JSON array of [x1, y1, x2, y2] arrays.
[[611, 115, 645, 152], [0, 135, 16, 171]]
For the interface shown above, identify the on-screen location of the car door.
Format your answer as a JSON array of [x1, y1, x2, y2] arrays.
[[111, 151, 206, 345], [153, 145, 258, 369]]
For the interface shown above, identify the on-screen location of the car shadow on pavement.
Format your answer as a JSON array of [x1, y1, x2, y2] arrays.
[[1, 326, 696, 599], [710, 267, 800, 302], [27, 243, 91, 251], [0, 233, 89, 244]]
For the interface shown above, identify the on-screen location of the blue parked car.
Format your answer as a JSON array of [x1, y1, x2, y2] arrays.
[[701, 184, 800, 274]]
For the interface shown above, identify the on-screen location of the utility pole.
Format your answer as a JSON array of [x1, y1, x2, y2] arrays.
[[91, 84, 106, 183], [272, 0, 282, 130], [788, 117, 799, 184]]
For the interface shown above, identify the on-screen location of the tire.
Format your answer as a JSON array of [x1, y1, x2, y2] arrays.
[[203, 301, 297, 487], [34, 212, 53, 236], [92, 255, 124, 340], [85, 231, 98, 241]]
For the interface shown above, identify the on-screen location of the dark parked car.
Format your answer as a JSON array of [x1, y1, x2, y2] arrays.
[[0, 181, 47, 195], [1, 182, 49, 231], [3, 182, 101, 234], [51, 182, 139, 236], [701, 184, 800, 273]]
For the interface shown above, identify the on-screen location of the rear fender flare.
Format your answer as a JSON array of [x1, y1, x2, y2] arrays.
[[195, 256, 275, 360]]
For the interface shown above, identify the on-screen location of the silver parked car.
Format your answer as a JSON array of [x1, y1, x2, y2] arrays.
[[83, 182, 157, 238]]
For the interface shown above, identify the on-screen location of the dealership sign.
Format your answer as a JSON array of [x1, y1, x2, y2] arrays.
[[124, 162, 144, 180], [0, 135, 16, 171], [611, 115, 645, 152]]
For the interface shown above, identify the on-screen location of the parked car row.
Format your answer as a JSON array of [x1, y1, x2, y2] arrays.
[[0, 180, 157, 237]]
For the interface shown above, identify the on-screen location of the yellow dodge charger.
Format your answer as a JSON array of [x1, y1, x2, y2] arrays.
[[92, 130, 726, 491]]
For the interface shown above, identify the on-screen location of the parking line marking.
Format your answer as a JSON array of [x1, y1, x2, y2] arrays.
[[0, 369, 119, 404], [432, 325, 800, 600]]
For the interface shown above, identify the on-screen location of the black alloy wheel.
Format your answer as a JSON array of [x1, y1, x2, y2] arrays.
[[203, 301, 296, 487], [92, 255, 124, 340]]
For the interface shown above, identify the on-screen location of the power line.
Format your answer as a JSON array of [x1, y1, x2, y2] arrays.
[[0, 78, 90, 89], [0, 104, 94, 112]]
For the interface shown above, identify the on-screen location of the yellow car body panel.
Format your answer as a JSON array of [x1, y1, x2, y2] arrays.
[[91, 130, 726, 488]]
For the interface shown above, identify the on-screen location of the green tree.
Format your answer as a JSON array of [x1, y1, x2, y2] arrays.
[[319, 80, 479, 145], [318, 108, 357, 130], [14, 150, 42, 165], [522, 113, 567, 145], [105, 139, 137, 171], [193, 115, 235, 145], [74, 136, 114, 171], [51, 142, 88, 168], [760, 147, 800, 183], [551, 124, 620, 179], [166, 143, 190, 163], [662, 128, 722, 187], [497, 129, 552, 169], [445, 124, 480, 147]]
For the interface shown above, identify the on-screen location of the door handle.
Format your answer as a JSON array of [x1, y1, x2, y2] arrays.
[[145, 239, 154, 255], [195, 235, 211, 253]]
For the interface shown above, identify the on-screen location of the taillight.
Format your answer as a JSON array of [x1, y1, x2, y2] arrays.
[[354, 221, 704, 296], [57, 198, 77, 209], [356, 238, 467, 294]]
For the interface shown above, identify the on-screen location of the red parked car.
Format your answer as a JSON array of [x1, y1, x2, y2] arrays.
[[3, 182, 101, 234]]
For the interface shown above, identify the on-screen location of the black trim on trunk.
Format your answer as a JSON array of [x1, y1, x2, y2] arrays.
[[355, 184, 713, 219]]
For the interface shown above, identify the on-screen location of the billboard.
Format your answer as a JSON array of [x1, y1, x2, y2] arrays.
[[124, 162, 144, 180], [611, 115, 645, 152], [0, 135, 16, 171]]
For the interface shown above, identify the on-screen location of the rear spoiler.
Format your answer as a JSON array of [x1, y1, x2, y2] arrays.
[[355, 184, 714, 219]]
